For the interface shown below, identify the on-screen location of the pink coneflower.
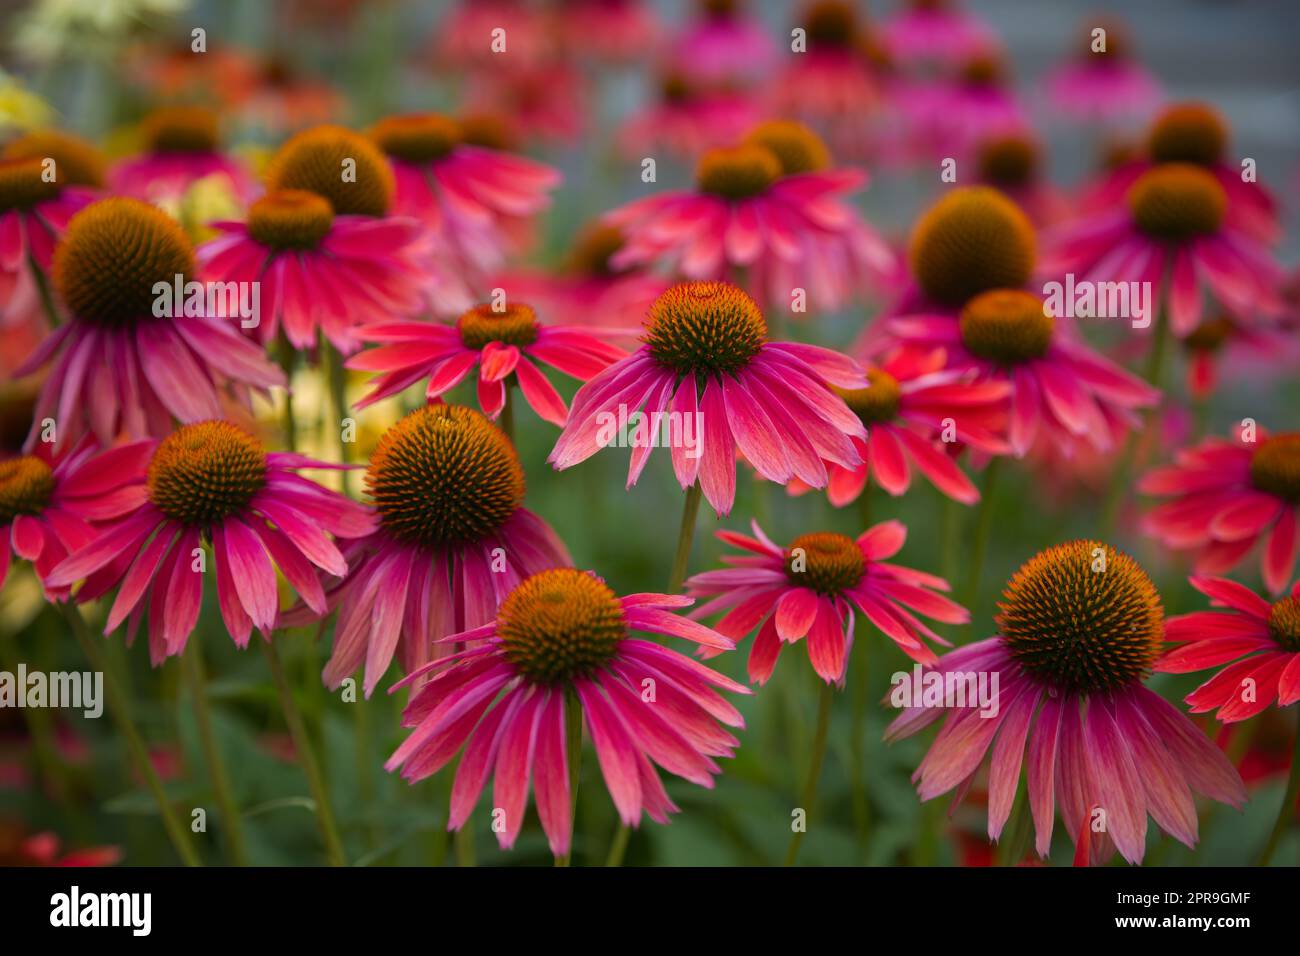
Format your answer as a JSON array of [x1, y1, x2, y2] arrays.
[[464, 62, 588, 147], [889, 287, 1158, 458], [605, 122, 898, 313], [1160, 575, 1300, 721], [0, 439, 142, 600], [671, 0, 776, 88], [768, 1, 879, 129], [297, 405, 572, 696], [554, 0, 659, 64], [347, 301, 627, 425], [493, 222, 669, 331], [887, 540, 1247, 865], [617, 70, 759, 162], [878, 0, 994, 70], [973, 132, 1072, 228], [905, 51, 1026, 158], [14, 198, 284, 450], [549, 281, 868, 517], [1077, 103, 1280, 245], [385, 566, 748, 857], [1140, 426, 1300, 595], [687, 519, 967, 680], [198, 188, 427, 351], [1178, 313, 1285, 399], [432, 0, 552, 73], [788, 346, 1010, 506], [1045, 17, 1161, 124], [45, 420, 374, 663], [1045, 159, 1283, 337], [109, 106, 255, 206], [366, 114, 561, 310], [0, 138, 101, 327]]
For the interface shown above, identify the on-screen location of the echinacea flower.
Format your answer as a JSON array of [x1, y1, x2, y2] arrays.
[[45, 420, 375, 663], [385, 566, 748, 856], [1160, 575, 1300, 721], [670, 0, 776, 88], [905, 50, 1027, 158], [1045, 17, 1161, 124], [972, 131, 1071, 228], [493, 222, 669, 331], [1079, 102, 1279, 245], [605, 123, 897, 313], [0, 439, 142, 599], [550, 281, 869, 517], [110, 106, 255, 206], [198, 187, 427, 351], [1178, 313, 1284, 399], [347, 301, 627, 425], [687, 519, 967, 681], [1045, 159, 1283, 337], [367, 113, 561, 291], [790, 346, 1010, 506], [0, 141, 100, 327], [887, 540, 1246, 865], [616, 70, 759, 162], [888, 287, 1159, 457], [1140, 427, 1300, 594], [554, 0, 660, 64], [14, 197, 285, 449], [878, 0, 994, 69], [768, 1, 879, 128], [299, 405, 572, 696]]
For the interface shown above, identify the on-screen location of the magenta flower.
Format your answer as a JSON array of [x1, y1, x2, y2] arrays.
[[1160, 576, 1300, 721], [1044, 17, 1161, 124], [878, 0, 995, 69], [1140, 427, 1300, 594], [788, 346, 1010, 507], [368, 113, 561, 281], [198, 189, 427, 351], [887, 540, 1246, 865], [549, 281, 869, 517], [669, 0, 776, 88], [385, 566, 748, 857], [294, 405, 572, 696], [687, 520, 967, 681], [903, 51, 1027, 159], [604, 122, 898, 313], [347, 301, 627, 425], [1, 439, 147, 600], [888, 288, 1158, 458], [0, 153, 97, 327], [46, 420, 374, 663], [14, 198, 284, 450], [617, 71, 759, 162], [109, 106, 254, 206], [767, 1, 880, 128]]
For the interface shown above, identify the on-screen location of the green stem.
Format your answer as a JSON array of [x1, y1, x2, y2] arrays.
[[29, 255, 61, 328], [61, 604, 202, 867], [181, 640, 250, 866], [0, 628, 72, 805], [276, 333, 297, 452], [850, 481, 871, 856], [454, 826, 477, 867], [1257, 710, 1300, 866], [322, 333, 351, 495], [784, 680, 835, 866], [556, 689, 582, 867], [667, 481, 704, 593], [500, 381, 515, 445], [261, 637, 346, 866], [607, 482, 705, 866], [962, 458, 1002, 619]]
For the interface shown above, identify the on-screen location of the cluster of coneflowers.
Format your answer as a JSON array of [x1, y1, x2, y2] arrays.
[[1, 0, 1298, 869]]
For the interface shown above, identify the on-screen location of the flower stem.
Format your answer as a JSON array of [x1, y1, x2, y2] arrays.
[[962, 457, 1002, 622], [454, 827, 477, 867], [667, 480, 704, 593], [181, 640, 250, 866], [604, 821, 631, 867], [784, 680, 835, 866], [500, 382, 515, 445], [322, 333, 351, 495], [29, 255, 61, 328], [276, 332, 297, 452], [850, 480, 871, 856], [1257, 709, 1300, 866], [261, 637, 346, 866], [61, 604, 202, 867], [556, 689, 583, 867]]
